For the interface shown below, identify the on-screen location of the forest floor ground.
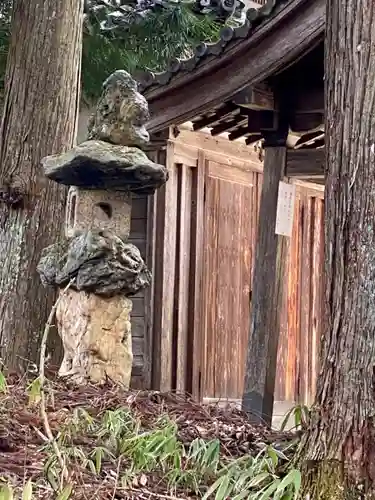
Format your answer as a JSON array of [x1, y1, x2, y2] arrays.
[[0, 374, 300, 499]]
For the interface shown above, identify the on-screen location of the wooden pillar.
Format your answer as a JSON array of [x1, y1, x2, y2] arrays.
[[242, 132, 288, 426], [151, 142, 177, 392]]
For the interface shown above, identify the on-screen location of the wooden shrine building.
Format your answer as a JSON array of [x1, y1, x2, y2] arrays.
[[132, 0, 326, 425]]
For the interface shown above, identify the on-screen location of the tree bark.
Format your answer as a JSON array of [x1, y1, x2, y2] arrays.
[[0, 0, 83, 371], [299, 0, 375, 497]]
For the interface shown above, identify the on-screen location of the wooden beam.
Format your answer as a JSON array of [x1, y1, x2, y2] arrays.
[[228, 125, 249, 141], [289, 112, 324, 132], [295, 131, 324, 148], [247, 109, 276, 133], [286, 148, 325, 177], [211, 116, 247, 136], [292, 85, 324, 113], [232, 84, 275, 110], [192, 103, 239, 130], [246, 134, 263, 145], [145, 0, 325, 133], [298, 137, 325, 149], [193, 86, 276, 131], [227, 110, 276, 141], [242, 141, 288, 426]]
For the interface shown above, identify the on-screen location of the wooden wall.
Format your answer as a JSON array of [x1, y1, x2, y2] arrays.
[[275, 191, 324, 404], [152, 128, 325, 405], [128, 195, 151, 388]]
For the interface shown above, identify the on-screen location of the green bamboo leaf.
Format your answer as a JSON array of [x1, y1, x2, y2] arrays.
[[95, 448, 102, 474], [203, 476, 225, 500], [276, 469, 301, 496], [26, 377, 41, 406], [279, 407, 295, 432], [205, 440, 220, 468], [215, 475, 231, 500], [0, 485, 13, 500], [294, 407, 302, 428], [254, 478, 281, 500], [267, 446, 279, 469], [235, 468, 256, 491], [280, 491, 294, 500], [233, 490, 251, 500], [247, 472, 271, 488], [22, 480, 33, 500], [56, 484, 73, 500], [271, 448, 289, 461], [0, 372, 7, 393]]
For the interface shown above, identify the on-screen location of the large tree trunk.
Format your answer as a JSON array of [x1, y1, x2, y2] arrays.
[[299, 1, 375, 497], [0, 0, 83, 371]]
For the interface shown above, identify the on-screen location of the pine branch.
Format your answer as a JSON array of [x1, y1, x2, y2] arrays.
[[0, 0, 245, 100]]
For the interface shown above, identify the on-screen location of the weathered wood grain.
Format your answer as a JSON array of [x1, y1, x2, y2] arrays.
[[189, 151, 206, 399], [242, 147, 287, 425], [157, 143, 178, 391], [287, 149, 325, 177], [175, 164, 193, 391], [202, 161, 253, 399], [0, 0, 83, 370], [300, 195, 313, 403]]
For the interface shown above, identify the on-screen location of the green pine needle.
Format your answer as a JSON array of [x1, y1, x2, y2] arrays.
[[0, 1, 222, 101]]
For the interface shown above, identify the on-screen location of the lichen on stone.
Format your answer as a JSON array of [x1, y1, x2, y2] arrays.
[[87, 69, 150, 149], [57, 289, 133, 387], [42, 140, 168, 195], [37, 230, 151, 297]]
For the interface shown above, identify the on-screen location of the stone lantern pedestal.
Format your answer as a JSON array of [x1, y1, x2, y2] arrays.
[[37, 71, 168, 387], [56, 289, 133, 385]]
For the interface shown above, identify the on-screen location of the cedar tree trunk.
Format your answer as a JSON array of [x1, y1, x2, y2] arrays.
[[0, 0, 83, 371], [299, 0, 375, 498]]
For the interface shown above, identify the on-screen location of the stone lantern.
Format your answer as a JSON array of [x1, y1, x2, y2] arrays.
[[37, 70, 168, 387]]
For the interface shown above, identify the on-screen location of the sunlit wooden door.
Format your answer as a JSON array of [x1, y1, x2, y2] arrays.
[[201, 159, 262, 400]]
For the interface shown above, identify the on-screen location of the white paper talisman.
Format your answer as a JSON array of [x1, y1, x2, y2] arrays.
[[275, 181, 296, 237]]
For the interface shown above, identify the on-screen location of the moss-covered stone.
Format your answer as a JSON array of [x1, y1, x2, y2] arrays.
[[42, 139, 168, 194], [87, 70, 150, 148], [37, 230, 151, 297]]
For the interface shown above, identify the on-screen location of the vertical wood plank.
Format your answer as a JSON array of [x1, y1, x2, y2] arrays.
[[310, 198, 323, 401], [201, 162, 254, 401], [151, 180, 164, 389], [143, 193, 155, 389], [189, 151, 205, 400], [143, 148, 164, 389], [319, 198, 325, 371], [300, 196, 313, 404], [238, 182, 252, 397], [176, 164, 192, 392], [295, 199, 304, 402], [285, 196, 300, 401], [204, 174, 219, 398], [155, 142, 178, 392], [275, 238, 289, 402], [242, 146, 288, 425]]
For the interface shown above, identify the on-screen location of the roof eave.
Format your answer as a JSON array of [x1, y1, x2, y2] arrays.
[[145, 0, 325, 133]]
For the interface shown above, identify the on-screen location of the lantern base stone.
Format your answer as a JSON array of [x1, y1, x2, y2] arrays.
[[56, 289, 133, 387]]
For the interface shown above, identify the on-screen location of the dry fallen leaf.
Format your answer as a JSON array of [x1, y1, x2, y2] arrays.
[[139, 474, 148, 486]]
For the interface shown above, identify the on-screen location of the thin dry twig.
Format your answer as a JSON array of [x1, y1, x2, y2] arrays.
[[111, 456, 122, 500], [0, 374, 297, 498], [39, 279, 75, 485]]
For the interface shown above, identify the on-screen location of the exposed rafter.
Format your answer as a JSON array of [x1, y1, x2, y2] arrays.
[[192, 103, 240, 130]]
